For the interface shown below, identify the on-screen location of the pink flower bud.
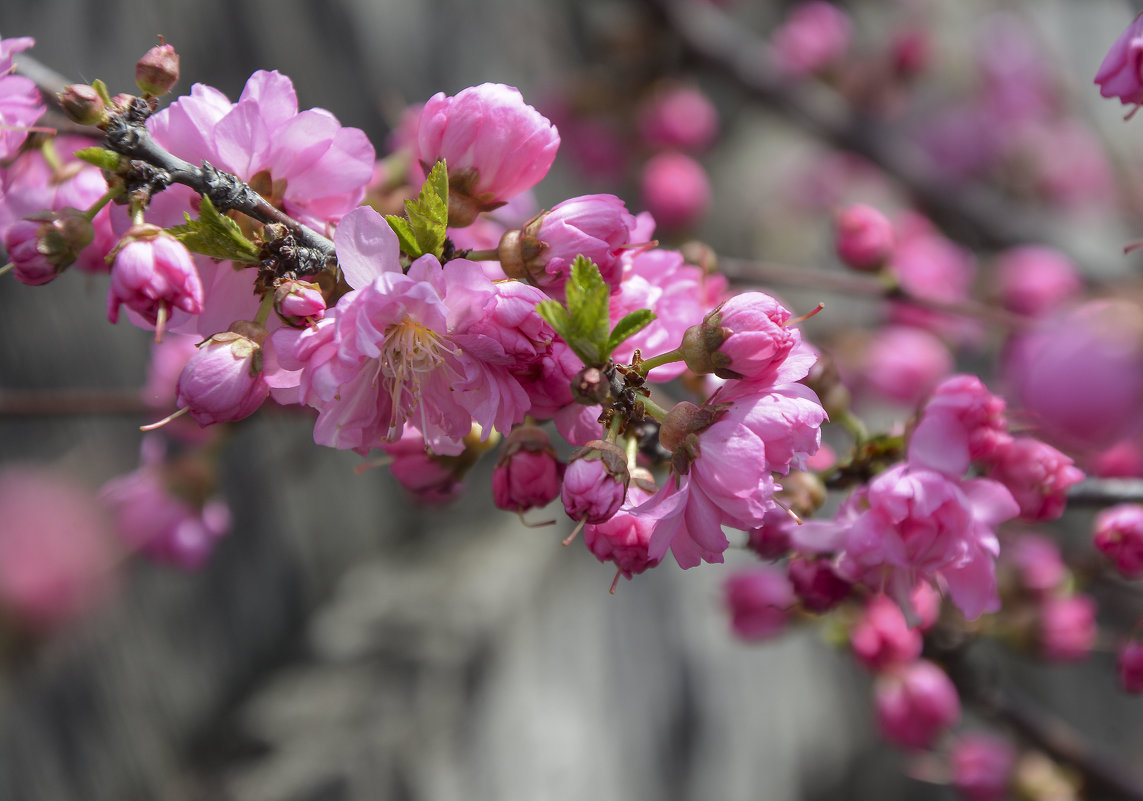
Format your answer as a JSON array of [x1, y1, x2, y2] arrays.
[[874, 660, 961, 750], [4, 208, 95, 285], [724, 565, 795, 641], [986, 437, 1084, 522], [1118, 641, 1143, 694], [380, 426, 474, 504], [274, 280, 327, 327], [583, 474, 660, 579], [680, 292, 800, 384], [498, 194, 637, 298], [788, 557, 851, 613], [1095, 14, 1143, 107], [835, 204, 894, 271], [637, 85, 719, 152], [1004, 534, 1066, 597], [107, 225, 203, 327], [417, 83, 560, 225], [58, 83, 106, 126], [176, 322, 270, 426], [1094, 503, 1143, 578], [862, 326, 953, 408], [492, 425, 564, 513], [639, 151, 711, 230], [1039, 594, 1097, 663], [994, 246, 1082, 318], [949, 733, 1016, 801], [771, 1, 852, 78], [851, 594, 923, 672], [0, 467, 116, 629], [136, 40, 180, 97], [561, 440, 630, 524]]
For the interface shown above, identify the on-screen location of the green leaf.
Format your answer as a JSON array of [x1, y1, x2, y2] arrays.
[[166, 195, 261, 264], [606, 309, 656, 358], [403, 159, 449, 259], [385, 214, 421, 258], [534, 255, 618, 367], [536, 299, 571, 336], [74, 147, 122, 171]]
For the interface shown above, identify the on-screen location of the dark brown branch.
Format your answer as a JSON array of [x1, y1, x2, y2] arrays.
[[1067, 478, 1143, 506]]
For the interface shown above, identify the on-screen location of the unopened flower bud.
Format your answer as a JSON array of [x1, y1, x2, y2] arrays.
[[4, 208, 94, 285], [58, 83, 106, 126], [176, 321, 269, 426], [874, 660, 960, 750], [850, 594, 921, 671], [679, 292, 798, 382], [789, 557, 851, 613], [107, 224, 203, 326], [1038, 594, 1097, 663], [492, 424, 564, 513], [561, 440, 630, 524], [835, 203, 894, 271], [1118, 641, 1143, 694], [640, 151, 711, 230], [136, 40, 179, 97], [1093, 503, 1143, 578], [949, 733, 1015, 801], [724, 565, 795, 641], [583, 469, 660, 580], [274, 279, 327, 327]]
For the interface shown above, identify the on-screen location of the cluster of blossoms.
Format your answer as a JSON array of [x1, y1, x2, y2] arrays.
[[8, 8, 1143, 797]]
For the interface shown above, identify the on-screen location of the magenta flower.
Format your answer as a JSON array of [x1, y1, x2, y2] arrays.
[[1038, 594, 1097, 663], [1118, 642, 1143, 694], [492, 425, 564, 513], [1003, 533, 1067, 598], [787, 558, 851, 613], [949, 733, 1016, 801], [583, 481, 661, 580], [274, 280, 326, 327], [770, 1, 852, 78], [986, 437, 1084, 522], [1093, 503, 1143, 578], [176, 324, 270, 426], [4, 217, 59, 285], [499, 193, 637, 298], [1095, 13, 1143, 107], [850, 594, 923, 673], [994, 246, 1082, 318], [724, 566, 795, 641], [148, 70, 374, 230], [107, 225, 204, 328], [380, 426, 467, 504], [417, 83, 560, 225], [835, 203, 894, 271], [888, 216, 978, 341], [874, 660, 960, 750], [860, 326, 952, 408], [0, 36, 44, 161], [639, 151, 711, 230], [561, 441, 630, 524], [637, 84, 719, 152], [909, 374, 1012, 477]]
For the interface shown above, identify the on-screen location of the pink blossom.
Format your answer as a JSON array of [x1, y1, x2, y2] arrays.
[[874, 660, 960, 750], [107, 225, 204, 326], [609, 240, 728, 381], [724, 566, 795, 641], [380, 426, 466, 503], [0, 36, 44, 161], [994, 246, 1082, 318], [100, 437, 230, 570], [909, 375, 1012, 477], [0, 467, 116, 629], [851, 594, 923, 673], [747, 504, 795, 560], [176, 324, 270, 425], [561, 441, 629, 524], [583, 481, 661, 579], [417, 83, 559, 223], [788, 558, 851, 613], [1092, 439, 1143, 478], [639, 152, 711, 230], [723, 382, 828, 476], [148, 70, 375, 230], [1093, 504, 1143, 578], [1003, 301, 1143, 455], [499, 193, 637, 298], [4, 217, 59, 285], [835, 203, 894, 271], [770, 2, 852, 78], [1039, 594, 1097, 662], [888, 219, 978, 341], [949, 733, 1016, 801], [637, 84, 719, 152], [492, 425, 564, 513], [1118, 642, 1143, 694], [1003, 533, 1066, 597], [1095, 14, 1143, 107], [861, 326, 952, 408], [274, 280, 326, 327], [986, 437, 1084, 522]]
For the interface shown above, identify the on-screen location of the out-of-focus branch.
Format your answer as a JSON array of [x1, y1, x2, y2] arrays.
[[644, 0, 1099, 260], [1067, 478, 1143, 506]]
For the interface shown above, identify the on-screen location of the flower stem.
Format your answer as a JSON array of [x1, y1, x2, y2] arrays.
[[465, 248, 499, 261], [641, 395, 671, 423], [638, 348, 683, 376], [85, 185, 124, 220], [253, 290, 275, 327]]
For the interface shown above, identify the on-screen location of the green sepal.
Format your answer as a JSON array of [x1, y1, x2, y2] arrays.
[[74, 147, 123, 171], [388, 159, 449, 260], [166, 195, 261, 264], [91, 79, 114, 108], [607, 310, 655, 358]]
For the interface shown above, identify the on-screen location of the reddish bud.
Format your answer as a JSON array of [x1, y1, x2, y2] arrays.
[[136, 40, 180, 97], [58, 83, 106, 126]]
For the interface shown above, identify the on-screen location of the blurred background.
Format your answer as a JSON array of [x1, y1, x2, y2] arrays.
[[3, 0, 1143, 799]]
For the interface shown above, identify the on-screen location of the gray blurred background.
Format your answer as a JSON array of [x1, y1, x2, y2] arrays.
[[2, 1, 1143, 799]]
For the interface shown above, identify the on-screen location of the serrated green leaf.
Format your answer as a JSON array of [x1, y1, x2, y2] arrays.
[[404, 159, 449, 258], [566, 255, 610, 351], [606, 309, 656, 358], [74, 147, 122, 171], [385, 214, 421, 258], [166, 195, 261, 264], [536, 299, 571, 337]]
